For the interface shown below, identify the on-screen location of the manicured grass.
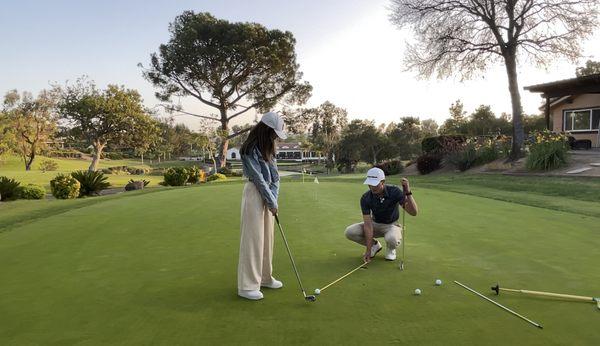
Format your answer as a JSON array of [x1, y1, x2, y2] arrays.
[[0, 155, 162, 190], [1, 180, 599, 344]]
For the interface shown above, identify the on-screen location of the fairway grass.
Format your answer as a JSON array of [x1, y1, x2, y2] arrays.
[[0, 155, 163, 190], [1, 181, 599, 345]]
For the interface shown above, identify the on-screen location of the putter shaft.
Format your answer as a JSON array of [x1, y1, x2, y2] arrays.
[[274, 215, 309, 298], [401, 205, 406, 270], [319, 262, 367, 292], [454, 281, 543, 329]]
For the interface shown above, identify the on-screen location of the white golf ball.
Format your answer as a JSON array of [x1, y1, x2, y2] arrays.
[[314, 289, 321, 295], [435, 279, 442, 286], [414, 288, 422, 295]]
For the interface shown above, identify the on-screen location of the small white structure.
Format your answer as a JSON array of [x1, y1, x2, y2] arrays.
[[227, 147, 241, 161]]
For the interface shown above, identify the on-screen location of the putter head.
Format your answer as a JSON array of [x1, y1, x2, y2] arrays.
[[305, 295, 317, 302], [399, 261, 404, 270], [491, 283, 500, 295]]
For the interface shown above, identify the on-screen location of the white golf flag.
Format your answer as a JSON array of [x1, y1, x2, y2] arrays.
[[314, 177, 319, 184]]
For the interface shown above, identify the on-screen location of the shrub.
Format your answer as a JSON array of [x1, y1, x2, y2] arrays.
[[128, 179, 150, 187], [127, 167, 150, 175], [164, 167, 189, 186], [125, 179, 149, 191], [476, 144, 499, 165], [71, 170, 111, 196], [47, 149, 83, 159], [375, 160, 404, 175], [103, 152, 123, 160], [0, 176, 21, 201], [18, 184, 46, 200], [495, 134, 512, 158], [421, 135, 467, 154], [50, 174, 80, 199], [447, 144, 478, 172], [39, 159, 59, 173], [207, 173, 227, 182], [187, 166, 203, 184], [336, 159, 357, 174], [217, 166, 232, 176], [416, 154, 442, 175], [526, 131, 569, 171]]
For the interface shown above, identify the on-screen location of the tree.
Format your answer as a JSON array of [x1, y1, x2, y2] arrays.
[[440, 100, 467, 134], [576, 60, 600, 77], [336, 120, 367, 172], [142, 11, 312, 168], [390, 0, 599, 159], [421, 119, 439, 138], [56, 79, 158, 171], [523, 113, 548, 134], [131, 114, 161, 164], [386, 117, 423, 160], [0, 110, 14, 163], [3, 90, 57, 170], [153, 118, 177, 162], [196, 120, 227, 173], [305, 102, 348, 173], [337, 119, 392, 168], [228, 124, 254, 149], [466, 105, 497, 135]]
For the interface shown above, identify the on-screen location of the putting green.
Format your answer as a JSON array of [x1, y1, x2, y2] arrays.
[[1, 181, 599, 345]]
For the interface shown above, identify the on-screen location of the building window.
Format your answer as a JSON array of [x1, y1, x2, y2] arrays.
[[564, 108, 600, 131], [231, 152, 236, 159]]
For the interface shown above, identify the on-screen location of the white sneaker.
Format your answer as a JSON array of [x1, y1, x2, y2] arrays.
[[261, 278, 283, 289], [385, 248, 397, 261], [238, 290, 264, 300], [370, 240, 383, 258]]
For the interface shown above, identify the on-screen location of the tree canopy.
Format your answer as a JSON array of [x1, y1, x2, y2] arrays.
[[143, 11, 312, 167]]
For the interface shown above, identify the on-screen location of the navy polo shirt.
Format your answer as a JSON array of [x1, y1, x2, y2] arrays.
[[360, 184, 405, 224]]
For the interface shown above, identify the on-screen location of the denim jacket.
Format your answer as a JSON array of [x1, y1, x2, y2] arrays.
[[241, 146, 280, 209]]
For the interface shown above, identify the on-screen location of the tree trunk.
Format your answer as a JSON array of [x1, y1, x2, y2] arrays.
[[89, 141, 105, 172], [218, 109, 229, 168], [504, 52, 525, 160], [372, 148, 377, 165], [25, 152, 35, 171]]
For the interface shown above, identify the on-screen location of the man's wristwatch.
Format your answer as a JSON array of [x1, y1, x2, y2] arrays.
[[404, 191, 412, 196]]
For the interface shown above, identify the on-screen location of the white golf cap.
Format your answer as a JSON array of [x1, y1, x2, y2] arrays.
[[260, 112, 287, 139], [363, 167, 385, 186]]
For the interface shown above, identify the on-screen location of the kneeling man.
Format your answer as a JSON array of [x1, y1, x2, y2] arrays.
[[344, 167, 418, 262]]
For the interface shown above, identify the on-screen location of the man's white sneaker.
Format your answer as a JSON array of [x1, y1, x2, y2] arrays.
[[385, 248, 397, 261], [370, 240, 383, 258], [238, 290, 264, 300], [261, 279, 283, 289]]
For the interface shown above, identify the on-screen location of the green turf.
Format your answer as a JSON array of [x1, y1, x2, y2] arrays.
[[1, 180, 599, 345], [0, 155, 164, 190]]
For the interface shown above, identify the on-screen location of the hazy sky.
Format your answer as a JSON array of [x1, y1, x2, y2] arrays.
[[2, 0, 599, 131]]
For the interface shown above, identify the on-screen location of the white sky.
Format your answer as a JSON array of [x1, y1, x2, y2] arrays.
[[1, 0, 599, 131]]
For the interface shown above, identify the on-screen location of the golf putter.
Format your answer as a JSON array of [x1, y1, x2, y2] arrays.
[[492, 283, 600, 310], [400, 202, 406, 271], [274, 214, 316, 302]]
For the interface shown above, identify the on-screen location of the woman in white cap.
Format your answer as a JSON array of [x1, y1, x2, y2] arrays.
[[237, 112, 287, 300]]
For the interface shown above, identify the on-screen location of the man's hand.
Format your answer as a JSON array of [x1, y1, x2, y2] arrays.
[[269, 207, 278, 216], [363, 249, 371, 263], [401, 177, 410, 193]]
